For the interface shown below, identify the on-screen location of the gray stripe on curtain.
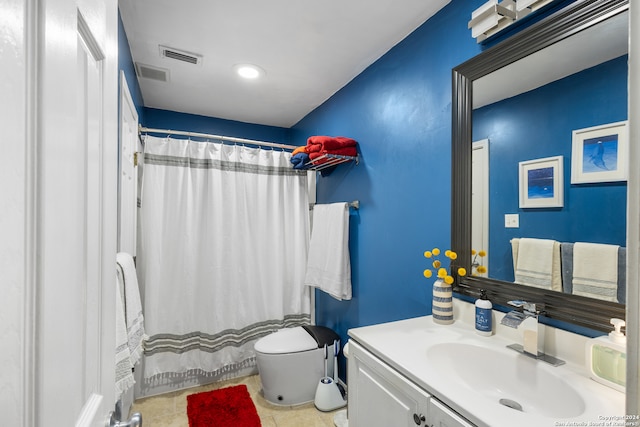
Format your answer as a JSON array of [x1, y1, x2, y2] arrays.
[[144, 152, 305, 176], [140, 357, 258, 390], [144, 314, 311, 355]]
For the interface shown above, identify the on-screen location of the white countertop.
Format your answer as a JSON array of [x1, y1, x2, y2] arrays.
[[347, 305, 625, 427]]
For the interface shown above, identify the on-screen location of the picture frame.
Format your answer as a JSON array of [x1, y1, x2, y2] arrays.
[[519, 155, 564, 208], [571, 121, 628, 184]]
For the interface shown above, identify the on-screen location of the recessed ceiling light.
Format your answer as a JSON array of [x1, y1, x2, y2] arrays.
[[234, 64, 265, 79]]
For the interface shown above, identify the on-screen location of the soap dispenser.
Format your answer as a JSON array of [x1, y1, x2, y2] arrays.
[[475, 290, 492, 336], [586, 318, 626, 392]]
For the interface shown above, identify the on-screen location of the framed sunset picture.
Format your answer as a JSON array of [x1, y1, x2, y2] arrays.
[[571, 121, 628, 184], [519, 155, 564, 208]]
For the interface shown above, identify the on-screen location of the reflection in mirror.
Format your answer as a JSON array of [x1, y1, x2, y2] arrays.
[[472, 11, 628, 303], [452, 0, 628, 332]]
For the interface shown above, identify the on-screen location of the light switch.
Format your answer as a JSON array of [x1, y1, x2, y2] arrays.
[[505, 214, 519, 228]]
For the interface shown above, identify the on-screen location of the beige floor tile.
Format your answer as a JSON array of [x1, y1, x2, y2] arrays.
[[131, 374, 342, 427], [131, 393, 176, 419], [259, 414, 278, 427], [172, 389, 191, 416], [244, 373, 263, 393], [271, 406, 328, 427], [318, 408, 345, 426], [141, 412, 189, 427], [250, 392, 300, 418]]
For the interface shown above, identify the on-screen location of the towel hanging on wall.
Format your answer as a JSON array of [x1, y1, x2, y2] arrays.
[[116, 252, 147, 365], [304, 202, 352, 300], [115, 277, 135, 401]]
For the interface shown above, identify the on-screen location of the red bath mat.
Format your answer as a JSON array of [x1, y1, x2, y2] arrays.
[[187, 384, 261, 427]]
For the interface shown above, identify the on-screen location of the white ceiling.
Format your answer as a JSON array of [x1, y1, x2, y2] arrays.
[[474, 10, 629, 109], [118, 0, 451, 128]]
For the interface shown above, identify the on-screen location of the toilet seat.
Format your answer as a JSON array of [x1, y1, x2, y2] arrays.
[[254, 326, 318, 354]]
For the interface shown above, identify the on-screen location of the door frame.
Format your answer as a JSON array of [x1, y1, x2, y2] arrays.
[[118, 70, 140, 256], [472, 139, 489, 275]]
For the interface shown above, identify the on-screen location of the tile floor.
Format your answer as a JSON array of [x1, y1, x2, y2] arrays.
[[130, 374, 344, 426]]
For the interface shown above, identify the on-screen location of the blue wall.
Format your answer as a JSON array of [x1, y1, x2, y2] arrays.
[[143, 108, 291, 145], [474, 56, 628, 281], [290, 0, 485, 372]]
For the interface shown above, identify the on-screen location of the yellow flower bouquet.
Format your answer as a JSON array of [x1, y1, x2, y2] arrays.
[[423, 247, 486, 324], [423, 247, 464, 325], [423, 248, 467, 285], [471, 249, 487, 275]]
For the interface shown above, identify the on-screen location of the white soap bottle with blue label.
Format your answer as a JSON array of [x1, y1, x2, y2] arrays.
[[586, 318, 626, 392], [475, 290, 492, 336]]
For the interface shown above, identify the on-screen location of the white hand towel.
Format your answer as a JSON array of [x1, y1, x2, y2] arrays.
[[511, 238, 520, 276], [572, 242, 619, 302], [304, 203, 352, 300], [115, 277, 134, 400], [514, 238, 561, 291], [116, 252, 147, 365]]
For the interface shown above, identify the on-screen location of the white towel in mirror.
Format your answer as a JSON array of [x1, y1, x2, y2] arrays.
[[572, 242, 619, 302], [512, 238, 561, 291]]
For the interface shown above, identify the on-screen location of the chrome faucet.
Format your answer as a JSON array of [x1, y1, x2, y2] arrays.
[[501, 301, 565, 366]]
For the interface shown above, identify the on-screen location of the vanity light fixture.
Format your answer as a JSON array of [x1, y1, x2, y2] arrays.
[[469, 0, 556, 42], [469, 0, 517, 42], [234, 64, 265, 79]]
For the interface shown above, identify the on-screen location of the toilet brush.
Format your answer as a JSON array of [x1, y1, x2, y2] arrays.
[[314, 340, 347, 412]]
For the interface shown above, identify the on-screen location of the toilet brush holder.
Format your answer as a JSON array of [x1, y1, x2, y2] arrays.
[[314, 376, 346, 412]]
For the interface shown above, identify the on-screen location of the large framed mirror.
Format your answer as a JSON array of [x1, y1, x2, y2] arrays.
[[452, 0, 627, 333]]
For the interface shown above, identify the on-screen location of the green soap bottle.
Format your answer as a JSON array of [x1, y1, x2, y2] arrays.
[[585, 318, 626, 392]]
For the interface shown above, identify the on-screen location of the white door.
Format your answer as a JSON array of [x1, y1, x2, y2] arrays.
[[0, 0, 119, 425], [472, 140, 489, 276], [429, 399, 475, 427], [348, 341, 431, 427], [118, 71, 140, 256]]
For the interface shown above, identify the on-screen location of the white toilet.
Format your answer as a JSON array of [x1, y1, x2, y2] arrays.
[[254, 325, 339, 406]]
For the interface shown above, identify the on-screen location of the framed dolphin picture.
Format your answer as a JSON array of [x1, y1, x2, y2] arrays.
[[571, 121, 628, 184]]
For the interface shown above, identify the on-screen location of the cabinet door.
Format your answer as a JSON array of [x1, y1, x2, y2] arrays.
[[348, 341, 431, 427], [429, 398, 476, 427]]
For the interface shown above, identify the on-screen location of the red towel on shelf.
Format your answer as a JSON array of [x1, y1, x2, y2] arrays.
[[309, 146, 358, 160], [306, 136, 357, 152], [306, 143, 323, 153], [305, 136, 357, 166]]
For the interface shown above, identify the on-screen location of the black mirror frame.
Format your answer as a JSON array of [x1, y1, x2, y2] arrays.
[[451, 0, 627, 333]]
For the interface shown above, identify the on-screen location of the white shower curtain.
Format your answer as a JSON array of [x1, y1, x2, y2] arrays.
[[138, 135, 310, 386]]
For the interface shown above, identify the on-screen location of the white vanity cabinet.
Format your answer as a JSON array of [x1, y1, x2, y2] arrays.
[[348, 340, 430, 426], [346, 314, 624, 427], [430, 399, 476, 427], [348, 340, 474, 427]]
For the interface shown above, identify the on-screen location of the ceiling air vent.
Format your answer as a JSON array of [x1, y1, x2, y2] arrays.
[[135, 63, 169, 82], [159, 45, 202, 65]]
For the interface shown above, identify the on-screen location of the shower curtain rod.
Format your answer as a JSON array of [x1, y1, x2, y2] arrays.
[[139, 125, 298, 151]]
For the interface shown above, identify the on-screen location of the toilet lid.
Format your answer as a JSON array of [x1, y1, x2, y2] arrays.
[[254, 326, 318, 354]]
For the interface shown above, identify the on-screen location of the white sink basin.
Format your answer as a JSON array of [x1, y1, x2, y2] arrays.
[[427, 342, 586, 418]]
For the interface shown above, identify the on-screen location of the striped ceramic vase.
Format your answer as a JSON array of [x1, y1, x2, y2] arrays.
[[432, 279, 454, 324]]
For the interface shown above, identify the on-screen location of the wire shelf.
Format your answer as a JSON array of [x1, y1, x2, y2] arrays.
[[305, 153, 359, 171]]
